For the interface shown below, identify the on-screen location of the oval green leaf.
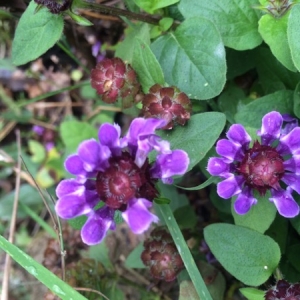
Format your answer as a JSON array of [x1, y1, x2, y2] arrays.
[[132, 38, 165, 93], [232, 191, 277, 234], [288, 4, 300, 72], [159, 112, 226, 171], [12, 1, 64, 66], [151, 17, 226, 100], [259, 13, 297, 72], [235, 90, 294, 128], [178, 0, 262, 50], [204, 223, 281, 286]]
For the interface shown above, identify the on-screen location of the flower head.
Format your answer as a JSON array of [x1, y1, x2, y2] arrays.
[[207, 111, 300, 218], [34, 0, 72, 14], [265, 279, 300, 300], [56, 118, 189, 245], [142, 84, 192, 130], [90, 57, 141, 109], [141, 227, 184, 282]]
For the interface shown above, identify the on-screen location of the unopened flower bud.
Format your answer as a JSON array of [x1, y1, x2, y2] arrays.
[[141, 227, 184, 282], [90, 57, 140, 108], [141, 84, 192, 130], [264, 279, 300, 299], [34, 0, 72, 14]]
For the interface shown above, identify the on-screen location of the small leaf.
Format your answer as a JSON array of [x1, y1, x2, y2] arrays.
[[67, 11, 93, 26], [133, 0, 179, 14], [151, 17, 226, 100], [115, 23, 150, 64], [179, 281, 200, 300], [12, 1, 64, 66], [28, 140, 46, 163], [288, 4, 300, 72], [293, 81, 300, 118], [159, 112, 226, 171], [259, 13, 297, 72], [239, 287, 265, 300], [204, 223, 281, 286], [232, 191, 277, 234], [59, 119, 98, 153], [132, 38, 165, 93], [125, 243, 146, 269], [235, 90, 294, 128], [154, 197, 171, 205], [178, 0, 262, 50]]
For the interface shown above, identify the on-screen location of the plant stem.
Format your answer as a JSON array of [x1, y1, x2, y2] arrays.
[[76, 0, 160, 25], [155, 203, 213, 300]]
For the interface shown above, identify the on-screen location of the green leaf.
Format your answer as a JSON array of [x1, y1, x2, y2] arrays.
[[28, 140, 46, 163], [115, 23, 150, 64], [158, 112, 226, 171], [156, 203, 213, 300], [288, 4, 300, 72], [12, 0, 64, 66], [204, 223, 281, 286], [293, 81, 300, 118], [179, 281, 200, 300], [232, 191, 277, 234], [178, 0, 262, 50], [239, 287, 265, 300], [0, 235, 88, 300], [173, 205, 197, 229], [259, 13, 297, 72], [132, 38, 165, 93], [59, 119, 98, 153], [125, 243, 146, 269], [89, 241, 114, 270], [286, 243, 300, 273], [151, 17, 226, 100], [234, 90, 294, 128], [253, 47, 300, 93], [133, 0, 179, 14], [0, 184, 42, 220]]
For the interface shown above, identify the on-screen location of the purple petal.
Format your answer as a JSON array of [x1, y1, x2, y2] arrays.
[[270, 188, 300, 218], [150, 150, 189, 183], [99, 123, 122, 153], [78, 139, 102, 171], [56, 179, 84, 198], [226, 124, 251, 146], [33, 125, 44, 135], [258, 111, 282, 145], [55, 194, 91, 219], [122, 198, 159, 234], [125, 118, 166, 146], [216, 139, 242, 162], [81, 207, 115, 245], [234, 187, 257, 214], [281, 173, 300, 194], [135, 135, 170, 167], [278, 127, 300, 155], [283, 155, 300, 174], [207, 157, 230, 177], [64, 154, 86, 175], [282, 114, 298, 135], [217, 175, 243, 199]]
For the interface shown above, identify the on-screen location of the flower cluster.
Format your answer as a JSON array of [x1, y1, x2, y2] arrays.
[[264, 279, 300, 300], [141, 227, 184, 282], [90, 57, 140, 108], [141, 84, 192, 130], [34, 0, 72, 14], [55, 118, 189, 245], [207, 111, 300, 218]]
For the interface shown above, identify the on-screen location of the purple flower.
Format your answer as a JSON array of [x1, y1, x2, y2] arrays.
[[207, 111, 300, 218], [56, 118, 189, 245]]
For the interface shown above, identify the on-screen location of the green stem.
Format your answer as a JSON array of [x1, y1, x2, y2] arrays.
[[76, 0, 160, 25], [16, 80, 90, 108], [155, 203, 213, 300], [57, 41, 90, 74]]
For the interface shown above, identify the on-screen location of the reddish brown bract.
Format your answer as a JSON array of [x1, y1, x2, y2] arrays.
[[141, 84, 192, 130]]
